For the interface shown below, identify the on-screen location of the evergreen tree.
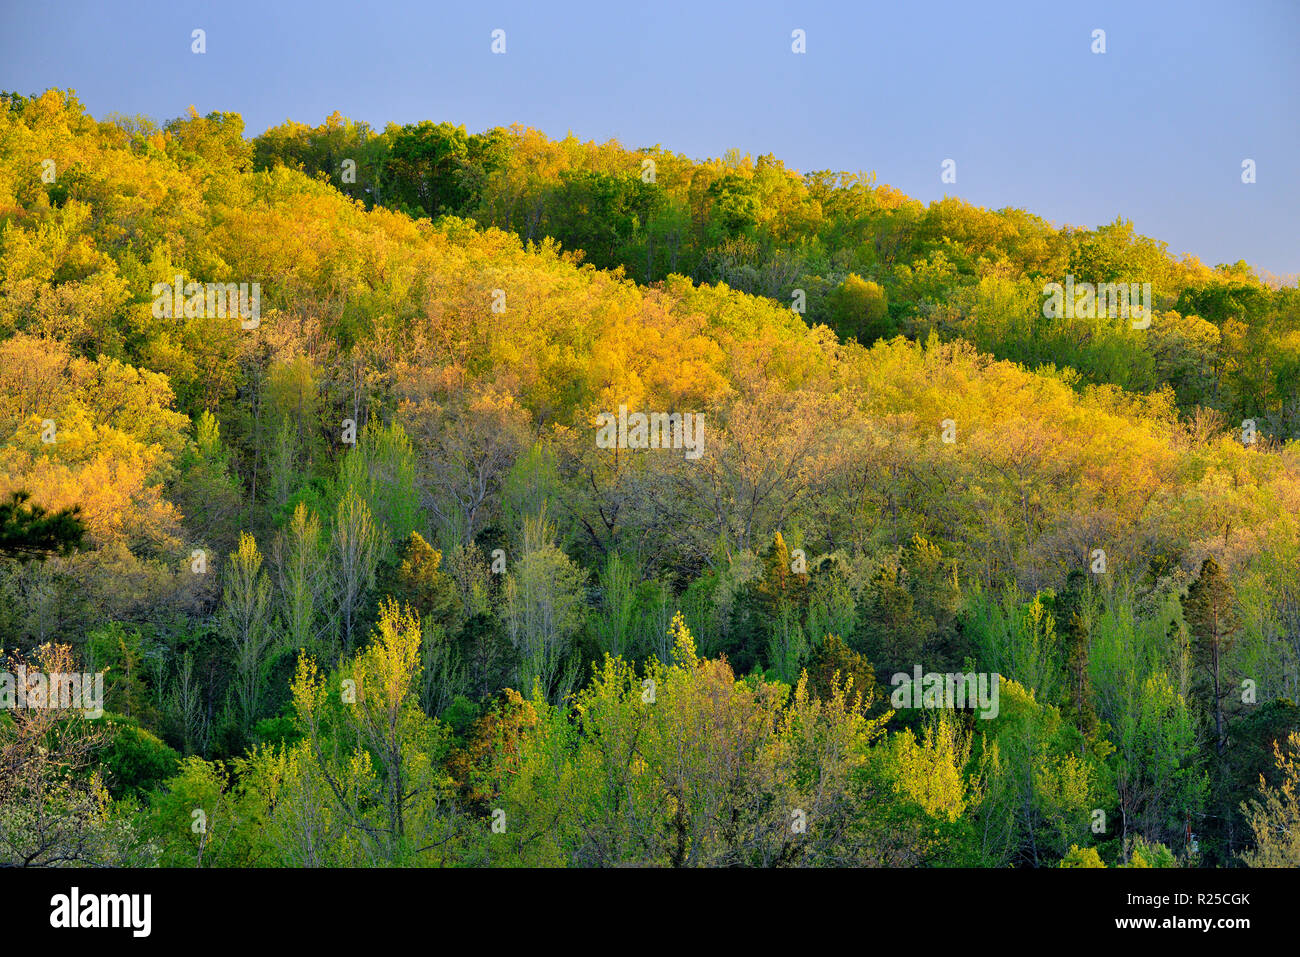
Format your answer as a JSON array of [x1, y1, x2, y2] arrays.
[[1183, 557, 1239, 759], [1182, 556, 1242, 862], [0, 491, 84, 560], [1057, 570, 1098, 742]]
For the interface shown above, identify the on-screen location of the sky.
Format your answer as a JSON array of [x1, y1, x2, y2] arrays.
[[2, 0, 1297, 276]]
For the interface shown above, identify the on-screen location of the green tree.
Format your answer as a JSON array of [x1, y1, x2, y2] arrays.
[[1183, 557, 1240, 759], [1240, 730, 1300, 866], [805, 634, 877, 710], [0, 491, 84, 560], [1056, 570, 1099, 742], [828, 274, 891, 343], [272, 503, 328, 655], [331, 489, 381, 652], [220, 532, 275, 736], [503, 506, 588, 703]]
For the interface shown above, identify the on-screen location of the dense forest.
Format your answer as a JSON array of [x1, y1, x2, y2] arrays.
[[2, 89, 1299, 868]]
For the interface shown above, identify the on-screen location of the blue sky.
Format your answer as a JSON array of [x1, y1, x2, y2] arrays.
[[3, 0, 1297, 275]]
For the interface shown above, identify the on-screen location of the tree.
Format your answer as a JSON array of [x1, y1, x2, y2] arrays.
[[0, 644, 147, 866], [331, 489, 381, 652], [728, 531, 810, 674], [1183, 555, 1244, 861], [0, 491, 84, 560], [87, 622, 156, 725], [165, 650, 208, 756], [276, 600, 459, 865], [1056, 570, 1098, 741], [390, 532, 466, 715], [976, 679, 1097, 866], [828, 274, 891, 343], [385, 120, 473, 217], [503, 506, 587, 703], [391, 532, 459, 626], [273, 503, 328, 655], [1240, 731, 1300, 866], [545, 170, 662, 269], [404, 391, 528, 550], [476, 612, 886, 866], [889, 712, 976, 823], [1112, 672, 1206, 851], [592, 550, 638, 659], [220, 533, 275, 739], [805, 634, 877, 710], [337, 422, 419, 562], [145, 756, 263, 867], [173, 410, 243, 557], [1059, 845, 1106, 867], [1183, 557, 1240, 758]]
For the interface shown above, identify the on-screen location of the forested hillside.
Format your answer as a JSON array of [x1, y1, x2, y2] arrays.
[[257, 110, 1300, 437], [2, 89, 1299, 868]]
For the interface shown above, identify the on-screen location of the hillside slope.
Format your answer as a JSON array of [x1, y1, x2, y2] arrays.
[[1, 90, 1298, 868]]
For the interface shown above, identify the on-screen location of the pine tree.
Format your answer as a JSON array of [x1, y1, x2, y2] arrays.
[[0, 491, 84, 560], [1182, 556, 1241, 862], [392, 531, 459, 627], [1057, 570, 1098, 742], [1182, 557, 1239, 758]]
